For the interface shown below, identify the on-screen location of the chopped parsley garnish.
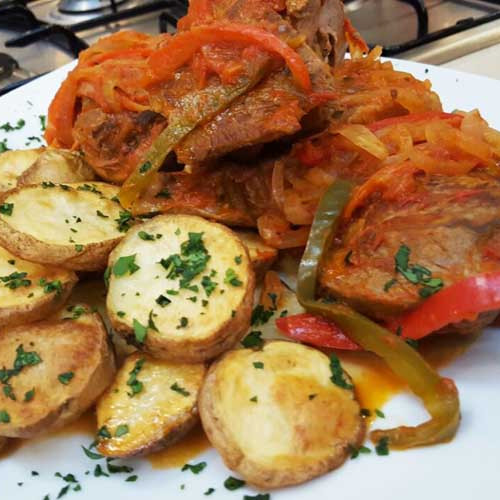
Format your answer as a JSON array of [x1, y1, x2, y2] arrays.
[[138, 230, 155, 241], [75, 244, 84, 252], [181, 462, 206, 474], [127, 358, 145, 397], [244, 495, 270, 500], [0, 139, 8, 153], [329, 354, 353, 390], [77, 184, 102, 195], [132, 319, 148, 343], [112, 254, 140, 276], [115, 210, 134, 232], [7, 259, 15, 265], [308, 394, 317, 400], [39, 279, 63, 295], [57, 485, 70, 498], [375, 437, 390, 456], [0, 410, 10, 423], [241, 331, 263, 348], [148, 310, 159, 331], [405, 338, 419, 350], [139, 161, 152, 173], [3, 384, 15, 400], [349, 444, 372, 459], [58, 372, 74, 385], [394, 244, 443, 297], [253, 361, 264, 369], [115, 424, 129, 437], [166, 289, 179, 295], [0, 344, 42, 397], [383, 278, 397, 292], [39, 114, 47, 131], [107, 461, 133, 474], [126, 475, 138, 482], [224, 476, 246, 490], [66, 305, 87, 320], [251, 304, 274, 326], [96, 210, 109, 218], [117, 311, 126, 318], [0, 271, 31, 289], [55, 472, 78, 483], [201, 275, 217, 296], [176, 317, 188, 329], [156, 188, 171, 199], [171, 382, 190, 397], [234, 255, 242, 265], [160, 232, 210, 290], [156, 294, 171, 307], [0, 119, 25, 132], [204, 488, 215, 495], [375, 408, 385, 418], [0, 203, 14, 215], [81, 445, 103, 460], [94, 464, 109, 477], [97, 426, 112, 440], [224, 268, 242, 287], [24, 388, 35, 402], [42, 181, 56, 188]]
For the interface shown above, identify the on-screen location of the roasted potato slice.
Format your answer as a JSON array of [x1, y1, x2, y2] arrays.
[[96, 353, 205, 458], [0, 149, 43, 193], [0, 306, 115, 439], [0, 182, 127, 271], [18, 148, 95, 186], [0, 436, 7, 452], [0, 245, 78, 327], [107, 214, 255, 363], [199, 340, 364, 489], [235, 230, 278, 280]]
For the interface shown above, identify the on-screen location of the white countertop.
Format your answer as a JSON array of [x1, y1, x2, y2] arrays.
[[443, 43, 500, 80]]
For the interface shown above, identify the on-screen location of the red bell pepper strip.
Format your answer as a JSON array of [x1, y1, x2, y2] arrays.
[[148, 23, 312, 92], [276, 312, 361, 350], [393, 271, 500, 340]]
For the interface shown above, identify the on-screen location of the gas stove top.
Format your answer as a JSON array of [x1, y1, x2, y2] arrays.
[[1, 0, 500, 95]]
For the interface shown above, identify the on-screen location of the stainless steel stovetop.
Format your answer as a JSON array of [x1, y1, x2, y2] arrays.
[[1, 0, 500, 95]]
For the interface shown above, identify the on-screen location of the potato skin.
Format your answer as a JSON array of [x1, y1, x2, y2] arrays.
[[17, 149, 95, 186], [0, 308, 116, 439], [107, 214, 255, 363], [0, 183, 125, 271], [198, 341, 365, 489], [0, 148, 43, 193], [96, 353, 206, 458]]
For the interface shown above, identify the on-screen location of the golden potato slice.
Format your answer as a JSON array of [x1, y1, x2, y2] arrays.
[[0, 182, 128, 271], [107, 214, 255, 363], [199, 340, 364, 488], [0, 149, 43, 193], [0, 306, 115, 439], [235, 230, 278, 280], [18, 148, 95, 186], [0, 245, 78, 327], [96, 353, 205, 458]]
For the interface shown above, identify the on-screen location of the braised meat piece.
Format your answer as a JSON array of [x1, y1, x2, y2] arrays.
[[319, 172, 500, 323]]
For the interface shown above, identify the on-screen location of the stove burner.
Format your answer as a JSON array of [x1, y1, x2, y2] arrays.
[[58, 0, 129, 15], [344, 0, 368, 13], [0, 53, 19, 82]]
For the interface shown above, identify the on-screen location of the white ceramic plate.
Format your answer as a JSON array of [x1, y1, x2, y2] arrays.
[[0, 59, 499, 500]]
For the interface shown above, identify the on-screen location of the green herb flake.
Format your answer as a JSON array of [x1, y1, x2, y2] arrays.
[[139, 161, 152, 174], [350, 444, 372, 459], [97, 426, 112, 440], [39, 115, 47, 131], [127, 358, 145, 397], [176, 317, 188, 329], [126, 475, 138, 482], [204, 488, 215, 495], [117, 311, 126, 318], [138, 230, 155, 241], [133, 319, 148, 344], [96, 210, 109, 218], [81, 445, 103, 460], [39, 279, 63, 295], [171, 382, 190, 397], [75, 244, 84, 252], [234, 255, 242, 265], [375, 437, 390, 456], [113, 254, 140, 276], [156, 294, 171, 307], [0, 410, 10, 423], [115, 424, 129, 437], [93, 464, 109, 477], [201, 275, 217, 296], [253, 361, 264, 369], [57, 485, 70, 498], [156, 188, 171, 199], [375, 409, 386, 418], [383, 278, 397, 292], [244, 495, 270, 500], [224, 476, 246, 490], [115, 210, 134, 232], [405, 338, 419, 350], [0, 203, 14, 216], [249, 396, 258, 403], [241, 331, 263, 348], [224, 268, 243, 287], [181, 462, 206, 474], [329, 354, 353, 390], [58, 372, 74, 385], [251, 304, 274, 326], [3, 384, 15, 400], [24, 388, 35, 402], [7, 259, 15, 265]]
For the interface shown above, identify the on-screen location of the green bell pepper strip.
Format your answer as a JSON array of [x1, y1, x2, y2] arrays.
[[297, 179, 460, 449], [119, 61, 271, 209]]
